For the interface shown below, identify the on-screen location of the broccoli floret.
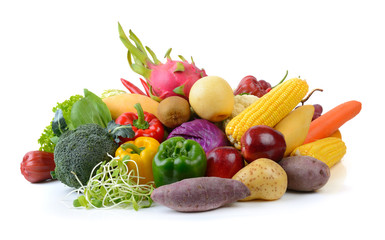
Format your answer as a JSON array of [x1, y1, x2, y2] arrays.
[[53, 123, 118, 188]]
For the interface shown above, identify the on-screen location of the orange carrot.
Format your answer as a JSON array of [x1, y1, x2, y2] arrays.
[[303, 100, 362, 144]]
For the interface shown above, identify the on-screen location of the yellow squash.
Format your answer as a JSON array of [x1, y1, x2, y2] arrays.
[[103, 93, 159, 119], [274, 105, 314, 156]]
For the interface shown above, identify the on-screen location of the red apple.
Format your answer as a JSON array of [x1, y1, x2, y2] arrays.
[[241, 125, 286, 163], [205, 146, 244, 178]]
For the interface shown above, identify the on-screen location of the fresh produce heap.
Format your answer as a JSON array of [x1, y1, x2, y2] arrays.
[[20, 23, 362, 212]]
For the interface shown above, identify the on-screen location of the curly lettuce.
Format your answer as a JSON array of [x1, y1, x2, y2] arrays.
[[38, 94, 83, 153]]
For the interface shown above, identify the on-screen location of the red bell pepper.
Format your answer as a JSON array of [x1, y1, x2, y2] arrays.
[[233, 75, 267, 97], [115, 103, 164, 143], [233, 71, 288, 97]]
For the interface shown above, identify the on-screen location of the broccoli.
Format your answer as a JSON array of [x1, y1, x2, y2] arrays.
[[53, 123, 119, 188]]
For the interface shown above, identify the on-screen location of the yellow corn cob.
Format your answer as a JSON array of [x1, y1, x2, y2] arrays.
[[290, 137, 347, 167], [226, 78, 309, 149]]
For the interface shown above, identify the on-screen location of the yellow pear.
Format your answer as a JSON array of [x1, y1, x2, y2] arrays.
[[189, 76, 234, 122]]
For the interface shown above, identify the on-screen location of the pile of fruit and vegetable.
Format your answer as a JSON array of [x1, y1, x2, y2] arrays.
[[20, 23, 362, 212]]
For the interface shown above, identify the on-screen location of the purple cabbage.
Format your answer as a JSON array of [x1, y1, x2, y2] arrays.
[[167, 119, 229, 154]]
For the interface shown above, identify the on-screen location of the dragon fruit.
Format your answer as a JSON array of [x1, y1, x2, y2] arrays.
[[118, 22, 207, 101]]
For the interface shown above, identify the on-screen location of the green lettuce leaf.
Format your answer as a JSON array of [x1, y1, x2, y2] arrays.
[[70, 89, 112, 129]]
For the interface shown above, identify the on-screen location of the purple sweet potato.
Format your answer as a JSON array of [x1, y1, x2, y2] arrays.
[[279, 156, 330, 192], [151, 177, 250, 212]]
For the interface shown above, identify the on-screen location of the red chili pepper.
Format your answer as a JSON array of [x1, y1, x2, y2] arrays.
[[139, 78, 151, 97], [120, 78, 146, 95], [115, 103, 164, 143], [140, 78, 162, 102], [20, 151, 56, 183]]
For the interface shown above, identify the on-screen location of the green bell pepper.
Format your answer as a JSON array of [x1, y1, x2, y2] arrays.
[[152, 137, 207, 187]]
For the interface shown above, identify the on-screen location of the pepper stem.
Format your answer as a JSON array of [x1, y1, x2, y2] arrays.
[[272, 70, 289, 88], [133, 103, 150, 129], [172, 141, 184, 157], [121, 143, 142, 154]]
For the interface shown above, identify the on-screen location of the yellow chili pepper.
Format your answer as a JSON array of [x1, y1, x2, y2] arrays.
[[115, 136, 160, 185]]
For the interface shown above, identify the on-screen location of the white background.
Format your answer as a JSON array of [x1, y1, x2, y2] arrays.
[[1, 0, 384, 239]]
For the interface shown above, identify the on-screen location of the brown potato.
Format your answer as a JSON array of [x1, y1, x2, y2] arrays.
[[232, 158, 287, 201], [279, 156, 330, 192]]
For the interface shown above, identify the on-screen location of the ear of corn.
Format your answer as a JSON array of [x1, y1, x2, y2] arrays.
[[329, 129, 342, 139], [290, 137, 347, 167], [225, 78, 309, 149]]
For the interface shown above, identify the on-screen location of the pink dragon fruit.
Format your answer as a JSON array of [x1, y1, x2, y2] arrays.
[[118, 22, 207, 101]]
